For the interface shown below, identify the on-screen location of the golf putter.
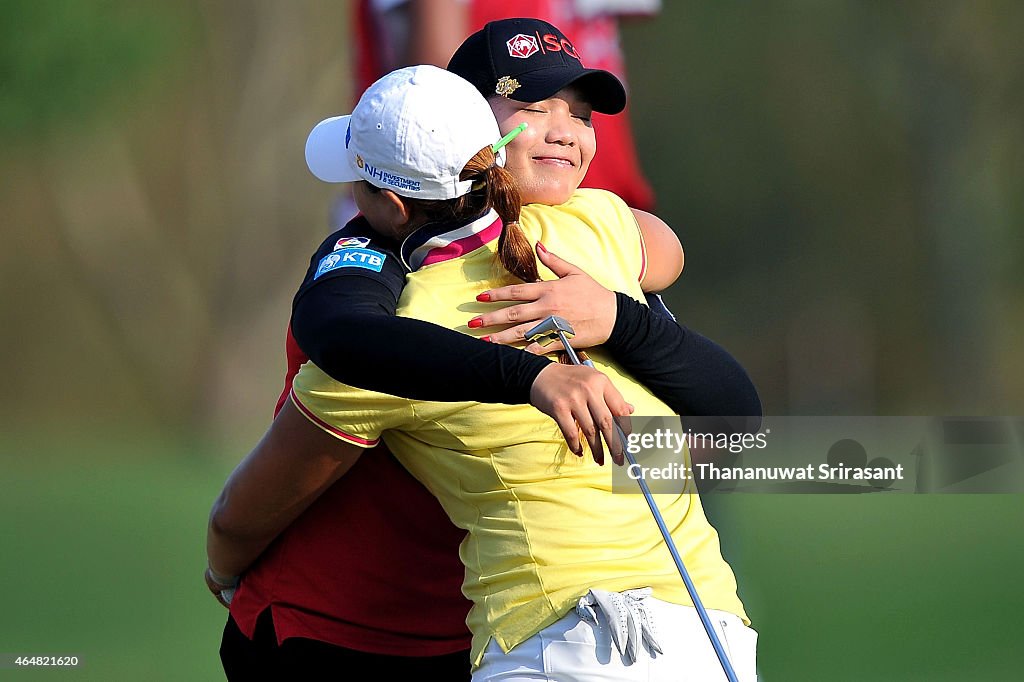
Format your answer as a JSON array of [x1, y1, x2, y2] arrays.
[[525, 315, 740, 682]]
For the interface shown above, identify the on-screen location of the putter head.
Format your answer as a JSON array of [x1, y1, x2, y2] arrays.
[[525, 315, 576, 347]]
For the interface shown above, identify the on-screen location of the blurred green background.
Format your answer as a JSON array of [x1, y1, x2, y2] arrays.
[[1, 1, 1021, 679]]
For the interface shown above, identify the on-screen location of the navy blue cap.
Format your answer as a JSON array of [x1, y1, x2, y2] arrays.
[[447, 18, 627, 114]]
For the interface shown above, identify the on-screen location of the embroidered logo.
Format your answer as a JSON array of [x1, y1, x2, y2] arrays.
[[506, 34, 539, 59], [495, 76, 521, 97], [315, 248, 387, 277], [334, 236, 371, 250], [314, 253, 341, 278], [360, 160, 421, 192]]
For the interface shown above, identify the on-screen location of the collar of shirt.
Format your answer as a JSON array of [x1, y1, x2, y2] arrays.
[[399, 209, 501, 272]]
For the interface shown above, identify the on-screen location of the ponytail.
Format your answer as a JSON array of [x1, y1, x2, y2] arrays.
[[461, 148, 537, 283], [403, 147, 539, 283]]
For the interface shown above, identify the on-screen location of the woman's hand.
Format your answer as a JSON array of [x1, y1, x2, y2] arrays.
[[473, 243, 617, 353], [204, 566, 237, 609], [529, 362, 633, 466]]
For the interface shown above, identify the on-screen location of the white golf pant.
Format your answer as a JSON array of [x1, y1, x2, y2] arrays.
[[473, 589, 757, 681]]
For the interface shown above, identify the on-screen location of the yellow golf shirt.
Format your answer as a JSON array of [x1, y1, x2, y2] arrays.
[[291, 190, 747, 665]]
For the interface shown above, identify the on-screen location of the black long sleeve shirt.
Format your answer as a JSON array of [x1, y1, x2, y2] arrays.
[[291, 218, 761, 429]]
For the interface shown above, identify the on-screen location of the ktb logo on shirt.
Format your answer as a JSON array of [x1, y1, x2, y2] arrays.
[[315, 248, 387, 278]]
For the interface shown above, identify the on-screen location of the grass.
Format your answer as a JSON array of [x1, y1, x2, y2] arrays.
[[0, 438, 233, 681], [708, 494, 1024, 680], [1, 436, 1021, 680]]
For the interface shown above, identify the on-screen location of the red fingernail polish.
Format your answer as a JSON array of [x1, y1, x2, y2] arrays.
[[480, 335, 491, 343], [468, 317, 483, 329], [476, 292, 491, 302], [537, 242, 547, 253]]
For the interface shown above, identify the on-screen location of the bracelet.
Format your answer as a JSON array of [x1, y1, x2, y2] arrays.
[[207, 566, 239, 588]]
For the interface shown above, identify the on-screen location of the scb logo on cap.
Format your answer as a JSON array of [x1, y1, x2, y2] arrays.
[[507, 34, 539, 59], [506, 32, 581, 62]]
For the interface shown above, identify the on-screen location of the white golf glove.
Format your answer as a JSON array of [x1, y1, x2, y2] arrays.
[[576, 587, 664, 664]]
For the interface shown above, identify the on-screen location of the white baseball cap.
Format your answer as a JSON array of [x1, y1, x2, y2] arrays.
[[305, 65, 504, 200]]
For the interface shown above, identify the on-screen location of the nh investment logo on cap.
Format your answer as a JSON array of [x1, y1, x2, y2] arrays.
[[507, 34, 540, 59]]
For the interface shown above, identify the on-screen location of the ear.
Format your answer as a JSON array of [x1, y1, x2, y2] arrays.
[[380, 190, 414, 229]]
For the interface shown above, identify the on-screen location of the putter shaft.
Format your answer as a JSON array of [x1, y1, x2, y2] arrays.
[[555, 331, 586, 367], [558, 334, 740, 682]]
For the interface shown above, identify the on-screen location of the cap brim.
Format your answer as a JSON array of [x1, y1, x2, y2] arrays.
[[513, 68, 626, 115], [568, 70, 627, 114], [305, 115, 360, 183]]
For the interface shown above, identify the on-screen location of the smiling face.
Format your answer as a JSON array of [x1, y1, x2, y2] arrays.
[[488, 87, 596, 206]]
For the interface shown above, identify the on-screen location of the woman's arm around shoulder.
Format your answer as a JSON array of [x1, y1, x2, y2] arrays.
[[565, 190, 682, 291], [631, 208, 684, 293], [206, 398, 364, 582]]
